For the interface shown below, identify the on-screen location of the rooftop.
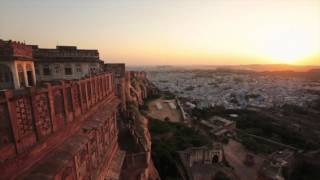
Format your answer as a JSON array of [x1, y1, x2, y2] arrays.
[[0, 39, 33, 60], [32, 45, 100, 63]]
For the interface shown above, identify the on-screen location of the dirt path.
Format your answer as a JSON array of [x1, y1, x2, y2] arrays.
[[224, 140, 265, 180]]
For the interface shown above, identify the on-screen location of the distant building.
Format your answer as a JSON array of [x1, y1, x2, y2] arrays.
[[104, 63, 127, 111], [32, 45, 103, 81], [104, 63, 125, 95], [178, 143, 238, 180], [257, 149, 296, 180], [104, 63, 125, 79], [179, 143, 224, 167], [0, 39, 36, 89], [200, 116, 236, 139]]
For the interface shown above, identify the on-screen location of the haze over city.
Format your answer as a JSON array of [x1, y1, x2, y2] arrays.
[[1, 0, 319, 66]]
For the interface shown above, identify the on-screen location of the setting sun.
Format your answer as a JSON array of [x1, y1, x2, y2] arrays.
[[1, 0, 319, 65], [256, 27, 319, 65]]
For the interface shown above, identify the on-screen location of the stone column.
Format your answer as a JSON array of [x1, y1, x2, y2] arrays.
[[31, 63, 37, 85], [10, 62, 20, 89], [23, 63, 29, 87]]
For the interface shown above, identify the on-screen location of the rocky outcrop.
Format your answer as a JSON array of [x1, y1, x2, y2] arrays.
[[128, 104, 152, 152], [102, 66, 160, 180], [120, 72, 160, 180], [120, 104, 160, 180], [125, 71, 158, 107]]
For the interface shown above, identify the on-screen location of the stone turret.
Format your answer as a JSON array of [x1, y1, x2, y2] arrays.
[[0, 39, 36, 89]]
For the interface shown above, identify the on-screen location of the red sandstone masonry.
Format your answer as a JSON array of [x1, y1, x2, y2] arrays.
[[0, 73, 118, 180], [20, 98, 120, 180]]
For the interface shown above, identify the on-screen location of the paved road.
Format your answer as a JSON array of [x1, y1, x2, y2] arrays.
[[224, 140, 265, 180]]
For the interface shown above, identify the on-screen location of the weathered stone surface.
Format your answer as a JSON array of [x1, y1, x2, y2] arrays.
[[120, 72, 161, 180], [0, 73, 119, 180], [0, 68, 161, 180], [105, 150, 126, 180]]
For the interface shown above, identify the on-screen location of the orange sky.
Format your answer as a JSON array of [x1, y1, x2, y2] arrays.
[[0, 0, 319, 65]]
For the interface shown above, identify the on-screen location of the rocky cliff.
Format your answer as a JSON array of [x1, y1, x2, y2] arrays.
[[125, 71, 158, 107], [119, 71, 160, 180]]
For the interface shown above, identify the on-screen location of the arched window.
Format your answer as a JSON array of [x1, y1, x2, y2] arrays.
[[212, 155, 219, 163]]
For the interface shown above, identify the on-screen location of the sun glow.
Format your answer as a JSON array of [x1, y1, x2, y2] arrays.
[[254, 27, 319, 65], [265, 44, 314, 65], [1, 0, 319, 65]]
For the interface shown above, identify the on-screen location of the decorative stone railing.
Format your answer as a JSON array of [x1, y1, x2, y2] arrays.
[[0, 73, 116, 178]]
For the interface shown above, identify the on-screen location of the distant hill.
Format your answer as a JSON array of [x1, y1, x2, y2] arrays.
[[237, 64, 320, 72], [213, 66, 320, 80], [141, 64, 320, 72], [211, 64, 320, 72], [260, 69, 320, 80]]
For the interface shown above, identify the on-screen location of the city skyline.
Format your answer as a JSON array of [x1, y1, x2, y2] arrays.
[[1, 0, 319, 66]]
